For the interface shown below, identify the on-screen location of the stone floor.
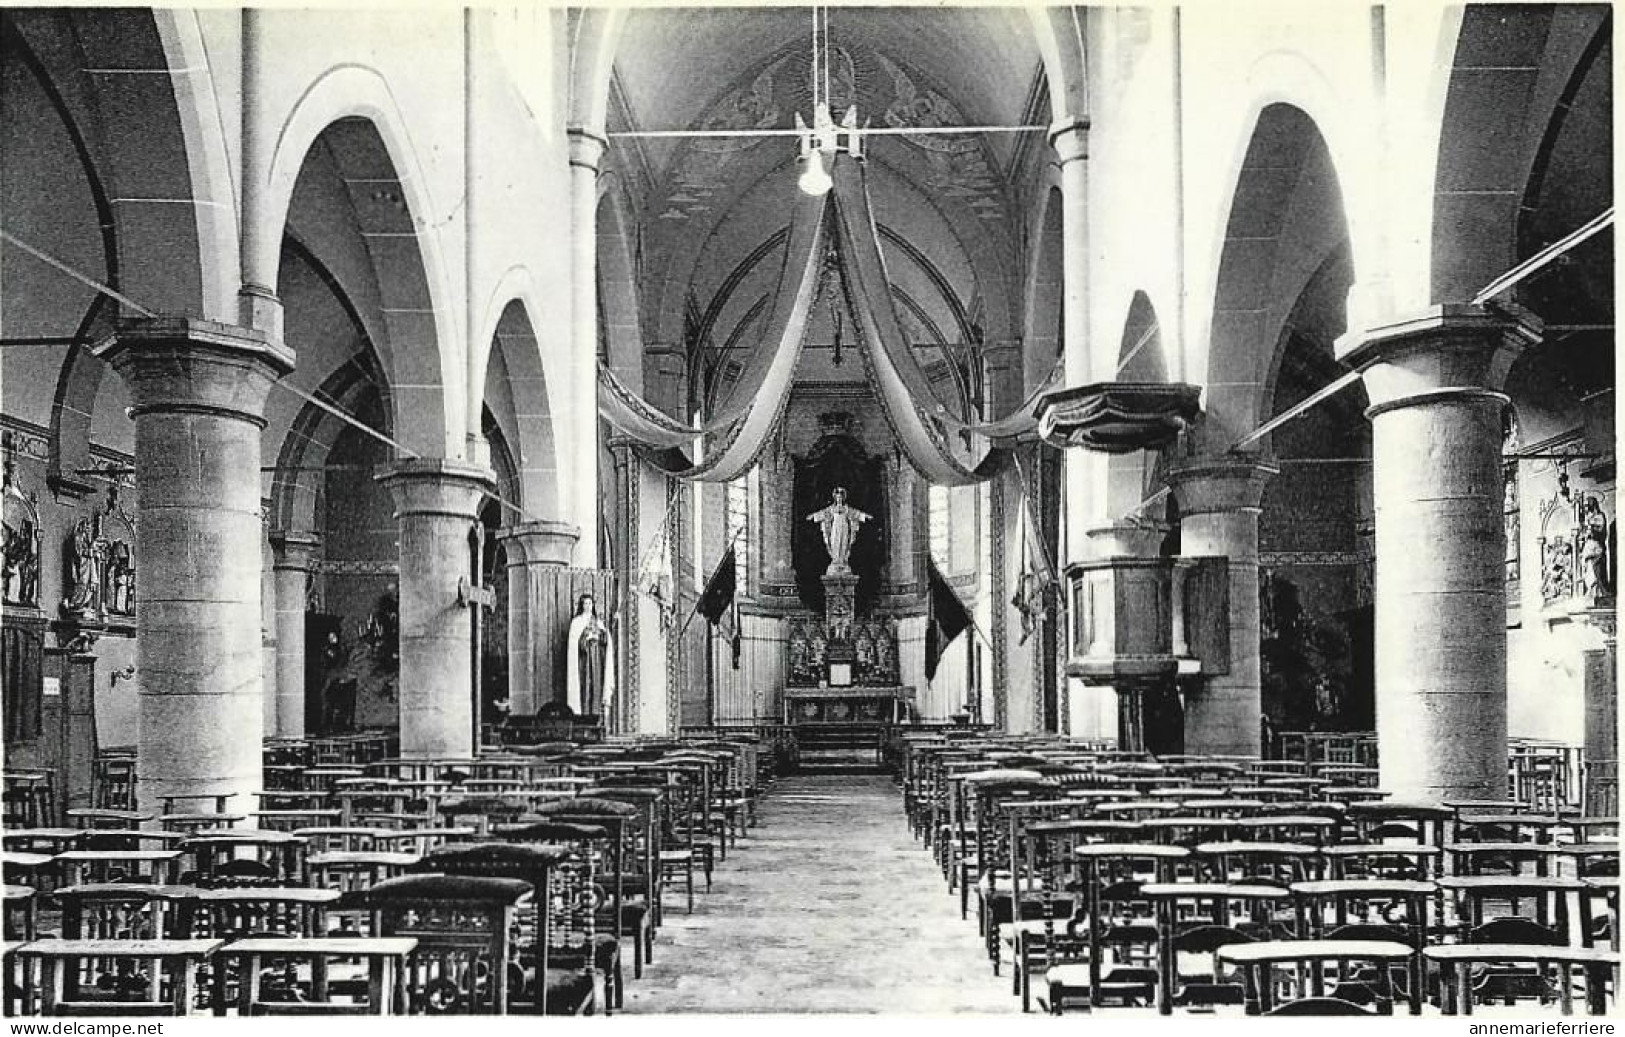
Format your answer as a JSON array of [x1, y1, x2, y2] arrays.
[[621, 773, 1018, 1014]]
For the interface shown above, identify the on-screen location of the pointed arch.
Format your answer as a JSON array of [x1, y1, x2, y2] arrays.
[[263, 68, 457, 458], [484, 297, 560, 516], [1205, 103, 1351, 451]]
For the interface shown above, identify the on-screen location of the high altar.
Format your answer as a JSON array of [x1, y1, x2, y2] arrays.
[[765, 410, 916, 728]]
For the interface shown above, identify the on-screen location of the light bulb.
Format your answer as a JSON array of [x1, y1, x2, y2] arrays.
[[798, 150, 833, 196]]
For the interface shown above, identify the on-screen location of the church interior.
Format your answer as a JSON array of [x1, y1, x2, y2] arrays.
[[0, 2, 1617, 1019]]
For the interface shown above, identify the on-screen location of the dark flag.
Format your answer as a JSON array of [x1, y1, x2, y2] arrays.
[[697, 546, 737, 626], [697, 546, 742, 667], [925, 557, 972, 682]]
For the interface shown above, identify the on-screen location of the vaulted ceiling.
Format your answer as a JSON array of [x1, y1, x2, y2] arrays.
[[604, 7, 1048, 404]]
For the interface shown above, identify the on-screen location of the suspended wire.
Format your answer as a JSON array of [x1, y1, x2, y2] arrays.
[[608, 125, 1048, 139], [1231, 370, 1363, 451], [271, 379, 416, 459], [1115, 320, 1161, 375], [1225, 206, 1614, 455], [810, 4, 820, 110], [0, 230, 156, 318], [3, 227, 547, 528], [822, 6, 830, 109], [1472, 207, 1613, 305]]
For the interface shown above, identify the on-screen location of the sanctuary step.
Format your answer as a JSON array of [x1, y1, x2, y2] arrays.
[[792, 725, 888, 773]]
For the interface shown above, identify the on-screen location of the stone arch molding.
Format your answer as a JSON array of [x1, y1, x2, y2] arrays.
[[262, 64, 462, 459], [1195, 54, 1378, 347], [478, 276, 562, 518], [150, 9, 240, 322]]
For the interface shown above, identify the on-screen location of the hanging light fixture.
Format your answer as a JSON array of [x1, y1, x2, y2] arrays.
[[796, 7, 836, 196], [607, 9, 1047, 185], [797, 148, 834, 198]]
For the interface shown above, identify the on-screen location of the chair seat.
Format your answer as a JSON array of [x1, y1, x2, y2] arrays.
[[617, 900, 649, 928], [658, 850, 692, 863], [1045, 963, 1094, 988], [976, 873, 1046, 896], [547, 934, 619, 974], [541, 968, 595, 1015], [999, 919, 1078, 944]]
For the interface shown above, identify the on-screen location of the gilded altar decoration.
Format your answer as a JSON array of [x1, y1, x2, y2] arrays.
[[786, 615, 898, 687]]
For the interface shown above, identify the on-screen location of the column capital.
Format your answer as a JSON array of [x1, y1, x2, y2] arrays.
[[377, 458, 494, 519], [499, 519, 580, 567], [1167, 456, 1279, 515], [1336, 303, 1543, 417], [1047, 117, 1090, 166], [94, 317, 294, 426], [269, 530, 323, 571], [567, 127, 608, 173]]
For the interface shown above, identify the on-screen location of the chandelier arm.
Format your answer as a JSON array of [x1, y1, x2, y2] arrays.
[[607, 125, 1048, 140]]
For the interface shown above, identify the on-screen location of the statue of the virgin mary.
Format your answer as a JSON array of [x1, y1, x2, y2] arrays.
[[565, 593, 615, 716]]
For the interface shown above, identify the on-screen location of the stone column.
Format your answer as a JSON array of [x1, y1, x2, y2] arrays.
[[378, 458, 494, 759], [268, 531, 321, 738], [567, 129, 607, 570], [499, 519, 579, 717], [95, 318, 293, 813], [237, 9, 282, 340], [1168, 457, 1277, 757], [1338, 305, 1540, 803]]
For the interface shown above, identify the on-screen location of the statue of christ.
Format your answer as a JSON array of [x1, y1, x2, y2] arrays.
[[807, 486, 871, 576]]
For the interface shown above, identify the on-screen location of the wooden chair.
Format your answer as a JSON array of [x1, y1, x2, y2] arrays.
[[478, 825, 623, 1010], [4, 885, 37, 940], [342, 873, 532, 1014], [307, 851, 419, 893], [19, 939, 220, 1016], [214, 936, 415, 1015], [92, 757, 137, 812], [409, 842, 599, 1015], [46, 885, 195, 1007], [586, 788, 666, 973], [1044, 844, 1187, 1014], [180, 831, 304, 888], [1141, 883, 1291, 1015], [526, 799, 649, 963]]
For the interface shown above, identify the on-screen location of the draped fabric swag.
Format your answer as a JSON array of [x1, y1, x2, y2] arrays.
[[597, 153, 1045, 484]]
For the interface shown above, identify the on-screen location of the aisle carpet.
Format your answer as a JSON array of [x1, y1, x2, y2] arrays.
[[621, 774, 1016, 1014]]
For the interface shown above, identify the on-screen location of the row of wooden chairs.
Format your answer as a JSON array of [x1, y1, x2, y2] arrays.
[[3, 731, 777, 1017], [896, 733, 1618, 1018]]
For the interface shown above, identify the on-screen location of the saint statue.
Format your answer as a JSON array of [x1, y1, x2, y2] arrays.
[[806, 486, 872, 575], [1579, 495, 1611, 599], [565, 593, 614, 716], [2, 515, 38, 607], [63, 516, 102, 616], [106, 540, 134, 615]]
